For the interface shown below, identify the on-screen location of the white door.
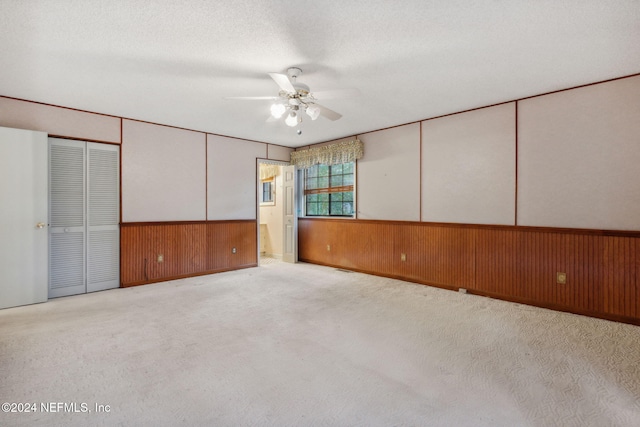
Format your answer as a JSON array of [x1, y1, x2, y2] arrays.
[[282, 165, 297, 263], [49, 138, 120, 298], [49, 138, 86, 298], [0, 127, 49, 309], [86, 142, 120, 292]]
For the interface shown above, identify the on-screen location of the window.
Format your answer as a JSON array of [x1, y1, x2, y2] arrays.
[[260, 178, 275, 205], [304, 162, 355, 217]]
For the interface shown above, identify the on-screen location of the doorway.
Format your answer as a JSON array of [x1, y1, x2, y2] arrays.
[[257, 160, 297, 265]]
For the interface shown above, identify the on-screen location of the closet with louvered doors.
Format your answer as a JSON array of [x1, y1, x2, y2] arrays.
[[49, 138, 119, 298]]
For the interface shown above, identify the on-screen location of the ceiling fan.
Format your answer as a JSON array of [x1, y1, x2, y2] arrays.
[[225, 67, 357, 127]]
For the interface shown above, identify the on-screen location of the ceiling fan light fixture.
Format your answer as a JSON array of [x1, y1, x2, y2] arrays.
[[270, 103, 286, 119], [285, 111, 298, 127], [306, 104, 320, 120], [227, 67, 348, 127]]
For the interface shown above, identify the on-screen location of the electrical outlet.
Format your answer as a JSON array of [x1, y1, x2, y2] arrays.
[[157, 254, 163, 263], [232, 247, 237, 254], [327, 244, 331, 252], [557, 272, 567, 284], [401, 253, 407, 262]]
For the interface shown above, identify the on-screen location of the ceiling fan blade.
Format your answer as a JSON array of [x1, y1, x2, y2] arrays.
[[268, 72, 296, 93], [266, 115, 279, 123], [315, 103, 342, 121], [224, 96, 280, 100], [311, 88, 361, 100]]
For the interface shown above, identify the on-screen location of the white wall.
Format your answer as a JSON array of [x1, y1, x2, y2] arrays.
[[307, 76, 640, 232], [518, 75, 640, 230], [208, 135, 267, 220], [0, 96, 120, 144], [267, 144, 293, 162], [3, 73, 640, 231], [0, 95, 289, 224], [358, 124, 421, 221], [422, 103, 516, 225], [122, 120, 206, 222]]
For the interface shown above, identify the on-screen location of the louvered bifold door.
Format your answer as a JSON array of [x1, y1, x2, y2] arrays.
[[87, 143, 119, 292], [49, 138, 86, 298]]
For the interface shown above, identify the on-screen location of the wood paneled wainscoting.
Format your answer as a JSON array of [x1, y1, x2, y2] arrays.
[[121, 220, 257, 287], [299, 218, 640, 325]]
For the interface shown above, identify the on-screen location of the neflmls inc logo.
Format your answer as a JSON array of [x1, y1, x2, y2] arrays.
[[41, 402, 90, 413]]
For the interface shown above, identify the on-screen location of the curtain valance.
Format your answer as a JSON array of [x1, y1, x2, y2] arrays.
[[259, 164, 281, 180], [290, 139, 364, 169]]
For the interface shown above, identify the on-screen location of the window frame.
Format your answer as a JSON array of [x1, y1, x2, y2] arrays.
[[259, 177, 275, 206], [302, 162, 356, 218]]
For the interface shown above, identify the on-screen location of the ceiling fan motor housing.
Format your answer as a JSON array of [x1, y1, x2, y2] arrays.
[[287, 67, 303, 79]]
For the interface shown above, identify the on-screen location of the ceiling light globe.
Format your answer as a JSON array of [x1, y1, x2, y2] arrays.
[[306, 104, 320, 120], [285, 111, 298, 127], [270, 103, 286, 118]]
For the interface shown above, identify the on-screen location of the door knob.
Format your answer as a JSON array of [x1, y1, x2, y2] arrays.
[[36, 222, 46, 229]]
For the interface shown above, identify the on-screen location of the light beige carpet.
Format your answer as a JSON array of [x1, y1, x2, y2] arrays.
[[1, 262, 639, 426]]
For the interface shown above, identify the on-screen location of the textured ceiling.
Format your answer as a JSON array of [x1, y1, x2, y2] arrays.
[[1, 1, 639, 147]]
